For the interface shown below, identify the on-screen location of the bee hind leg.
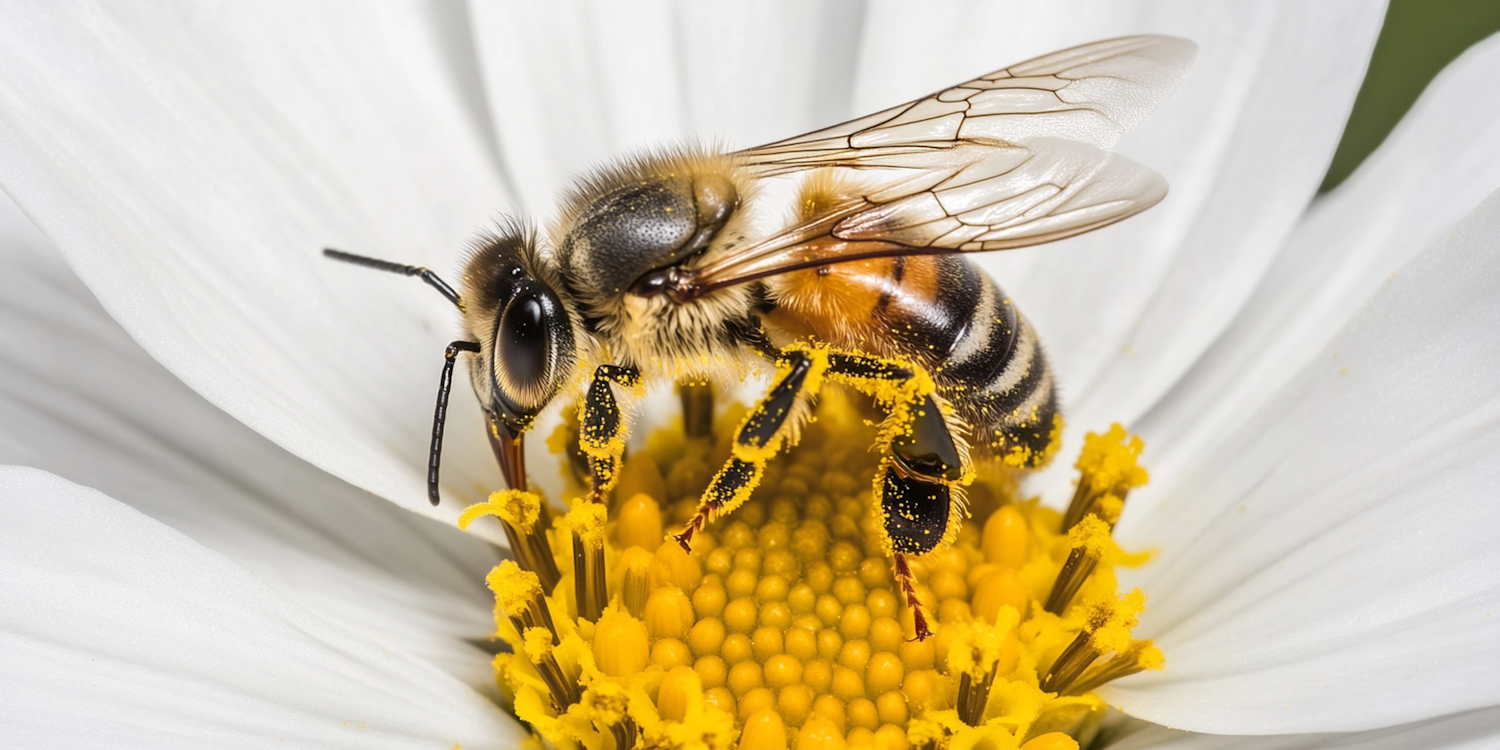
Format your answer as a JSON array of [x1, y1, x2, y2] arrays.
[[878, 461, 955, 641], [824, 352, 970, 641], [673, 349, 824, 551]]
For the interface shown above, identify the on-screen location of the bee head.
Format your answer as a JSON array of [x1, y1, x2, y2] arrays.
[[460, 224, 579, 440]]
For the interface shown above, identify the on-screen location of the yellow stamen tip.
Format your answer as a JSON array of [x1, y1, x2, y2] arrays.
[[486, 561, 541, 619], [1067, 514, 1112, 556], [1076, 424, 1149, 493], [563, 499, 607, 548], [458, 489, 542, 531]]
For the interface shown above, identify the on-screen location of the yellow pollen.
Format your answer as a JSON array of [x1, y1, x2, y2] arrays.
[[479, 393, 1163, 749], [458, 489, 541, 532], [522, 626, 553, 663], [486, 561, 540, 619]]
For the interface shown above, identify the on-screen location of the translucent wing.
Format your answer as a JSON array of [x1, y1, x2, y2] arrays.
[[676, 37, 1195, 295], [742, 35, 1197, 171]]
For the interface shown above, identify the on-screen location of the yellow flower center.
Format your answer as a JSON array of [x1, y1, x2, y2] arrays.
[[464, 390, 1161, 750]]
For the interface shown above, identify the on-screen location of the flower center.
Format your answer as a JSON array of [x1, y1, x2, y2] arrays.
[[463, 390, 1161, 750]]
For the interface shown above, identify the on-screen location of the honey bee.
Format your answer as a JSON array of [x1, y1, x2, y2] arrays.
[[327, 35, 1195, 638]]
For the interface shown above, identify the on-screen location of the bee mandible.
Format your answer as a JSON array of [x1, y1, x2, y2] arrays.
[[327, 35, 1196, 639]]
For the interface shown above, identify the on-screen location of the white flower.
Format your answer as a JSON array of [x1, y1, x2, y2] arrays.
[[2, 3, 1499, 748]]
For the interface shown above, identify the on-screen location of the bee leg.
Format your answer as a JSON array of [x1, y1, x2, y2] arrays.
[[879, 461, 953, 641], [674, 350, 823, 551], [823, 352, 969, 641], [579, 364, 642, 503]]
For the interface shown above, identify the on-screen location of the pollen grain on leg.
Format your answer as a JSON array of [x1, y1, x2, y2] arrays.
[[477, 398, 1162, 749]]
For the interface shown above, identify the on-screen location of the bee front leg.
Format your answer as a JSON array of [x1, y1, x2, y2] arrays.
[[579, 364, 642, 503], [673, 349, 826, 551]]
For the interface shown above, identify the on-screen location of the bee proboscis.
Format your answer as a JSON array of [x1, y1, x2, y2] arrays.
[[327, 35, 1196, 638]]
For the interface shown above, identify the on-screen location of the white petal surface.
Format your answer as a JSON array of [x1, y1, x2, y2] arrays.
[[467, 0, 867, 215], [1109, 705, 1500, 750], [0, 466, 520, 750], [1109, 191, 1500, 733], [0, 3, 514, 525], [0, 186, 499, 688], [1141, 33, 1500, 481]]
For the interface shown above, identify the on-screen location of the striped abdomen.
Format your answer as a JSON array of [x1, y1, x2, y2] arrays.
[[765, 254, 1058, 467]]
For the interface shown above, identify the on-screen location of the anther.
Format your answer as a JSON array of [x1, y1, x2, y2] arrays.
[[565, 501, 609, 622], [1044, 514, 1110, 615], [1061, 424, 1148, 532], [1040, 590, 1147, 695], [459, 490, 561, 591]]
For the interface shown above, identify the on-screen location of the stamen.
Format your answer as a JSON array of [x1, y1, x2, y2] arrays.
[[1066, 640, 1165, 696], [459, 490, 561, 590], [582, 680, 638, 750], [485, 561, 559, 643], [522, 626, 581, 708], [564, 500, 608, 621], [1062, 425, 1148, 532], [947, 614, 1022, 726], [1044, 514, 1111, 614], [1041, 590, 1147, 694]]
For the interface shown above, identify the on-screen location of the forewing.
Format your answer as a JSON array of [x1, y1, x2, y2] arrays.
[[686, 35, 1192, 293], [742, 34, 1197, 174], [689, 138, 1166, 289]]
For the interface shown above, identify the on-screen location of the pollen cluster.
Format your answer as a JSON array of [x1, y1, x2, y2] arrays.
[[465, 390, 1161, 750]]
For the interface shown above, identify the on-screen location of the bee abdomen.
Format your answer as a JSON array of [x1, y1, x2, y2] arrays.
[[933, 269, 1058, 468]]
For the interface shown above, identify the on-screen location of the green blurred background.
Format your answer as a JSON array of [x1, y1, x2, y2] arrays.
[[1321, 0, 1500, 191]]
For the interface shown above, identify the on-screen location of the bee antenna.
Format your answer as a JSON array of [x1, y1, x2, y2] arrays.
[[323, 248, 465, 311]]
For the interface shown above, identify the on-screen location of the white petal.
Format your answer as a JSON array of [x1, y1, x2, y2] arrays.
[[0, 190, 499, 689], [1108, 705, 1500, 750], [1141, 33, 1500, 481], [0, 466, 521, 749], [0, 3, 515, 526], [1109, 191, 1500, 733], [466, 0, 867, 214]]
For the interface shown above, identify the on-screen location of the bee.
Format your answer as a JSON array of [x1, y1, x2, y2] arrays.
[[326, 35, 1195, 638]]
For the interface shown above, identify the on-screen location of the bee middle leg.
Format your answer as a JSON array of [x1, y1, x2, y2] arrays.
[[673, 349, 826, 550]]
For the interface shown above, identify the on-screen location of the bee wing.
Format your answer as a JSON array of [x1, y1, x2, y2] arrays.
[[689, 138, 1167, 289], [741, 34, 1197, 172], [681, 36, 1194, 293]]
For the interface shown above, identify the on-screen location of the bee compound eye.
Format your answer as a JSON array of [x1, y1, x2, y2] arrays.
[[495, 292, 554, 410]]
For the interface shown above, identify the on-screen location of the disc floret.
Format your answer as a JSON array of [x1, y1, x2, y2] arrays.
[[473, 395, 1161, 749]]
